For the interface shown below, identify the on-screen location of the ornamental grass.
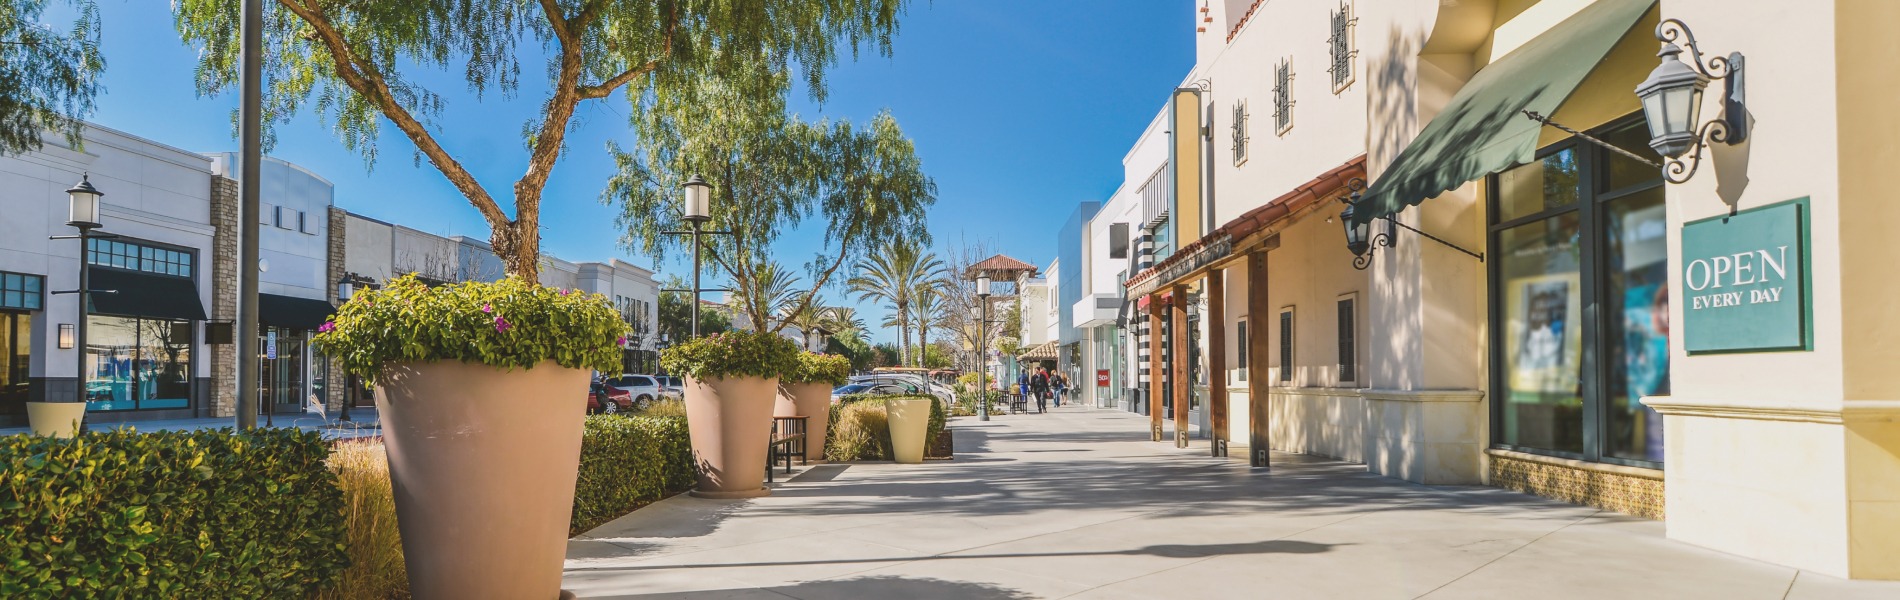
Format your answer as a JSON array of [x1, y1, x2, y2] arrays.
[[313, 440, 407, 600]]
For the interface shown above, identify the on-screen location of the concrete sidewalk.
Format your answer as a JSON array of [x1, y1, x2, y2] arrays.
[[563, 406, 1900, 599]]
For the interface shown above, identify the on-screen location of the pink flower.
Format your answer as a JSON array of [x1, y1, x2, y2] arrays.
[[318, 321, 335, 333], [494, 316, 512, 333], [560, 289, 570, 296], [616, 336, 627, 346], [482, 303, 493, 313]]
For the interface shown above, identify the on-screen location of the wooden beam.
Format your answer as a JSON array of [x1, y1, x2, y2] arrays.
[[1172, 283, 1191, 449], [1247, 251, 1273, 468], [1148, 295, 1165, 442], [1207, 269, 1227, 458]]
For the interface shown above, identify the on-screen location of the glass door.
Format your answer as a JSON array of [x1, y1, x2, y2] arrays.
[[258, 327, 308, 416]]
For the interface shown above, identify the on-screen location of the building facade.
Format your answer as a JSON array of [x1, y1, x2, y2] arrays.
[[1082, 0, 1900, 580]]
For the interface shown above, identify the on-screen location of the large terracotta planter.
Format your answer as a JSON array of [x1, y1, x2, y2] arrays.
[[684, 375, 778, 498], [25, 402, 86, 438], [376, 360, 588, 600], [886, 397, 931, 464], [775, 382, 834, 463]]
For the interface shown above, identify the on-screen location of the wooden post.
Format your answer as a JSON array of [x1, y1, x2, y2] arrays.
[[1171, 284, 1191, 449], [1148, 294, 1165, 442], [1207, 269, 1227, 458], [1247, 251, 1273, 468]]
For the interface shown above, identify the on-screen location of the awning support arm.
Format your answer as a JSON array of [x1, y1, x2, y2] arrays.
[[1521, 110, 1662, 168]]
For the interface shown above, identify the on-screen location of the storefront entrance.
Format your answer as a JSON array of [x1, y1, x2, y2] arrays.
[[258, 326, 309, 417]]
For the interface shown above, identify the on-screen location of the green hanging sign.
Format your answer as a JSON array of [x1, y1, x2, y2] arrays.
[[1680, 197, 1812, 354]]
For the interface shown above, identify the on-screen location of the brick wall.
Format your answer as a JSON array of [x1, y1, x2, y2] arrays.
[[325, 207, 346, 413], [208, 176, 238, 418], [1487, 450, 1665, 519]]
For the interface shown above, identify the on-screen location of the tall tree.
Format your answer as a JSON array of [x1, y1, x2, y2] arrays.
[[846, 237, 942, 367], [174, 0, 907, 280], [606, 64, 935, 334], [0, 0, 103, 155], [909, 280, 946, 368], [820, 306, 866, 346]]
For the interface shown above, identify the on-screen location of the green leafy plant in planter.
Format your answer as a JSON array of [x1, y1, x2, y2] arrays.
[[782, 352, 852, 385], [658, 330, 802, 381], [313, 274, 628, 377]]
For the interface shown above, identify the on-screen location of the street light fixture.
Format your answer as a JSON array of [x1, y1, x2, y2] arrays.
[[49, 174, 119, 426], [1635, 18, 1746, 184], [973, 274, 993, 422], [662, 174, 731, 339]]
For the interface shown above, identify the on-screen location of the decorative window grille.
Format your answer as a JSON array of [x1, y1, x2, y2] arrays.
[[1337, 295, 1357, 383], [1231, 100, 1249, 165], [1278, 307, 1294, 382], [1272, 59, 1294, 134], [1328, 2, 1357, 92]]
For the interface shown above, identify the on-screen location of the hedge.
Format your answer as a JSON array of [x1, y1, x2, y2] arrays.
[[0, 428, 347, 598], [570, 414, 695, 535], [824, 394, 946, 462]]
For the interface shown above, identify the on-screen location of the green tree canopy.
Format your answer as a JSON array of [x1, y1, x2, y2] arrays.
[[0, 0, 103, 155], [605, 62, 935, 335], [847, 237, 943, 366], [173, 0, 908, 280], [657, 274, 729, 343]]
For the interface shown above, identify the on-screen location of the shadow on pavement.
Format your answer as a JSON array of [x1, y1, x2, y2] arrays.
[[583, 576, 1037, 600], [566, 539, 1340, 573]]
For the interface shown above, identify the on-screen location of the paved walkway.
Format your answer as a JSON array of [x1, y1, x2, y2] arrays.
[[563, 406, 1900, 599]]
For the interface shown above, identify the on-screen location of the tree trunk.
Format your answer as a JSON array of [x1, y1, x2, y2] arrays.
[[491, 219, 541, 282], [896, 301, 910, 367]]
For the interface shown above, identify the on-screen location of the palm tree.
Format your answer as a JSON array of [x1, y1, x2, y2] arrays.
[[821, 306, 868, 346], [731, 260, 804, 332], [846, 238, 944, 366], [786, 293, 834, 351], [910, 281, 948, 368]]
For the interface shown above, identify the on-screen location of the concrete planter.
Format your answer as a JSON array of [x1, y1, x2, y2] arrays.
[[886, 397, 931, 464], [685, 375, 778, 498], [376, 360, 588, 600], [775, 382, 834, 463], [25, 402, 86, 438]]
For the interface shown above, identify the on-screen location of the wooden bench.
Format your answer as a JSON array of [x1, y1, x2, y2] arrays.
[[766, 415, 808, 483]]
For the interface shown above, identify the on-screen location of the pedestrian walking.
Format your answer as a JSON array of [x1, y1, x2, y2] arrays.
[[1051, 373, 1066, 408], [1031, 367, 1050, 413]]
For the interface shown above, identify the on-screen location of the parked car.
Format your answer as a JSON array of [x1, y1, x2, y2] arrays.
[[587, 382, 635, 415], [832, 382, 914, 404], [849, 373, 953, 402], [605, 374, 682, 408]]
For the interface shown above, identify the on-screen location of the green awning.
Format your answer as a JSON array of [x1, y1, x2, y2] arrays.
[[1353, 0, 1655, 224]]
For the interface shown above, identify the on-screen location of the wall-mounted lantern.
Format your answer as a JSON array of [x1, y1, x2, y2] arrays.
[[1337, 178, 1483, 270], [58, 324, 75, 349], [1635, 18, 1746, 184]]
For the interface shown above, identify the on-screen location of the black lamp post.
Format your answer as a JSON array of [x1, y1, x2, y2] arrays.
[[51, 175, 116, 423], [333, 274, 371, 422], [1635, 18, 1746, 184], [974, 274, 992, 422], [662, 175, 729, 340]]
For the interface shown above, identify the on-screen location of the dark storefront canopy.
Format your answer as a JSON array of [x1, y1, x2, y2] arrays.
[[1351, 0, 1655, 224], [259, 293, 337, 330], [87, 268, 208, 321]]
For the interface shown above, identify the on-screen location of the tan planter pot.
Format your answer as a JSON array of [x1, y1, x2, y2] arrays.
[[25, 402, 86, 438], [684, 375, 778, 499], [886, 397, 931, 464], [376, 360, 588, 600], [776, 382, 834, 463]]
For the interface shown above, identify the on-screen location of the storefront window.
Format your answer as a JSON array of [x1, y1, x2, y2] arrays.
[[1, 312, 31, 415], [1490, 115, 1666, 467], [86, 315, 192, 411]]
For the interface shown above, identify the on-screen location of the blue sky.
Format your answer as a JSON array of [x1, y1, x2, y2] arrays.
[[80, 1, 1193, 343]]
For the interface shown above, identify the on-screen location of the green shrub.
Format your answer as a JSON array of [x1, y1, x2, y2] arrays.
[[659, 330, 802, 382], [570, 415, 695, 535], [314, 274, 628, 380], [313, 440, 406, 600], [928, 395, 946, 447], [0, 428, 346, 598], [783, 352, 851, 385]]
